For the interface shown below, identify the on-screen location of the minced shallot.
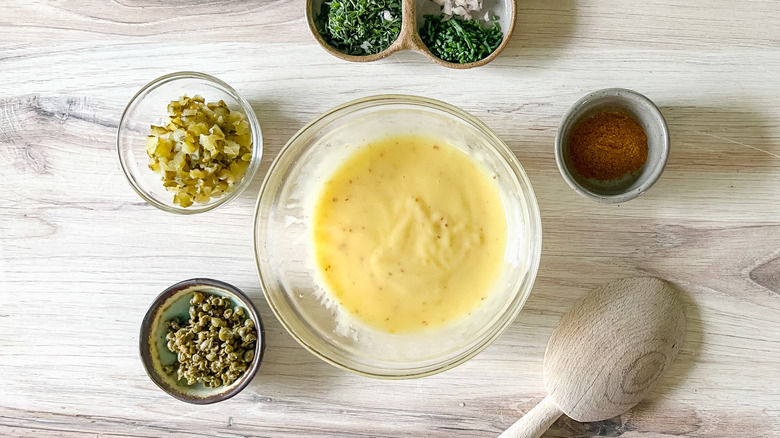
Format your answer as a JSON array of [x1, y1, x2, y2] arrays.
[[432, 0, 483, 20]]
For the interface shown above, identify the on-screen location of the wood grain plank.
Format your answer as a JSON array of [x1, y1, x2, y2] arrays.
[[3, 0, 780, 50], [1, 1, 779, 437]]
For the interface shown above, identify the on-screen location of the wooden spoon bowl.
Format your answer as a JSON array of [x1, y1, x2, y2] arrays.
[[500, 277, 687, 438], [306, 0, 516, 69]]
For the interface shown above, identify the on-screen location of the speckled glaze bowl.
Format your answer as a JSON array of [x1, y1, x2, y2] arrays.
[[306, 0, 516, 69], [139, 278, 265, 404], [555, 88, 670, 203]]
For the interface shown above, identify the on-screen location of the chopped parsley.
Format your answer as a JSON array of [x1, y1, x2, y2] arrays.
[[420, 15, 503, 64], [317, 0, 403, 56]]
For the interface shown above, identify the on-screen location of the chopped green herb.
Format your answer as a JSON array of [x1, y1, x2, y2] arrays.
[[420, 15, 503, 64], [317, 0, 402, 56]]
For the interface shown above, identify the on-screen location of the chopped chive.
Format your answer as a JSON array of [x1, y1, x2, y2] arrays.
[[420, 15, 503, 64]]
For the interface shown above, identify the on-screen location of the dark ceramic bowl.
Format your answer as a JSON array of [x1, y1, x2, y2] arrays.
[[139, 278, 265, 404]]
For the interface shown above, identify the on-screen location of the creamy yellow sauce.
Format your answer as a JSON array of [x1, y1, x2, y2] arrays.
[[312, 135, 507, 333]]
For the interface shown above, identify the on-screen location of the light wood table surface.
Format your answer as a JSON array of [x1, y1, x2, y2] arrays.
[[2, 1, 779, 437]]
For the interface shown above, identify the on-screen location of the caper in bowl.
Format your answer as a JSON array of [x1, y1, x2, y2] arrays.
[[139, 278, 265, 404]]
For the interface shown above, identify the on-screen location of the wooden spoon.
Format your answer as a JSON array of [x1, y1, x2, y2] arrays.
[[499, 277, 686, 438]]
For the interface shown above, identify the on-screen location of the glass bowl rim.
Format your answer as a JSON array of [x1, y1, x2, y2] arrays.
[[253, 94, 542, 378], [117, 71, 263, 214]]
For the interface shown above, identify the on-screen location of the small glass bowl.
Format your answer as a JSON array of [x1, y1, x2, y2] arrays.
[[117, 72, 263, 214], [253, 95, 542, 379]]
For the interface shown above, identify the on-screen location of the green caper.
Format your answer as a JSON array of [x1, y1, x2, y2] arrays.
[[164, 292, 257, 388], [219, 327, 233, 341]]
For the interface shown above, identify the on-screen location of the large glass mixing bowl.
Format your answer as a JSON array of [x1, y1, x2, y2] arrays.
[[253, 95, 541, 379]]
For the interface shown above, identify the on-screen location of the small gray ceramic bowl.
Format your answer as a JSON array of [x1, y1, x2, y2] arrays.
[[140, 278, 265, 404], [555, 88, 670, 203]]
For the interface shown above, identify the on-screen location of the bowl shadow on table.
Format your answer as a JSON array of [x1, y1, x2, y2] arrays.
[[501, 0, 577, 62], [238, 99, 308, 202], [243, 287, 351, 401], [633, 105, 777, 204]]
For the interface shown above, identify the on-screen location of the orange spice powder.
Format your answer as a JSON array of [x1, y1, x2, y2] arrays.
[[568, 111, 648, 180]]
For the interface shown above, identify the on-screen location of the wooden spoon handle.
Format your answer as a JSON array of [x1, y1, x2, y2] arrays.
[[498, 395, 562, 438]]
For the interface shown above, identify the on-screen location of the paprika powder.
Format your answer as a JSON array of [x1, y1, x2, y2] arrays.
[[568, 111, 648, 180]]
